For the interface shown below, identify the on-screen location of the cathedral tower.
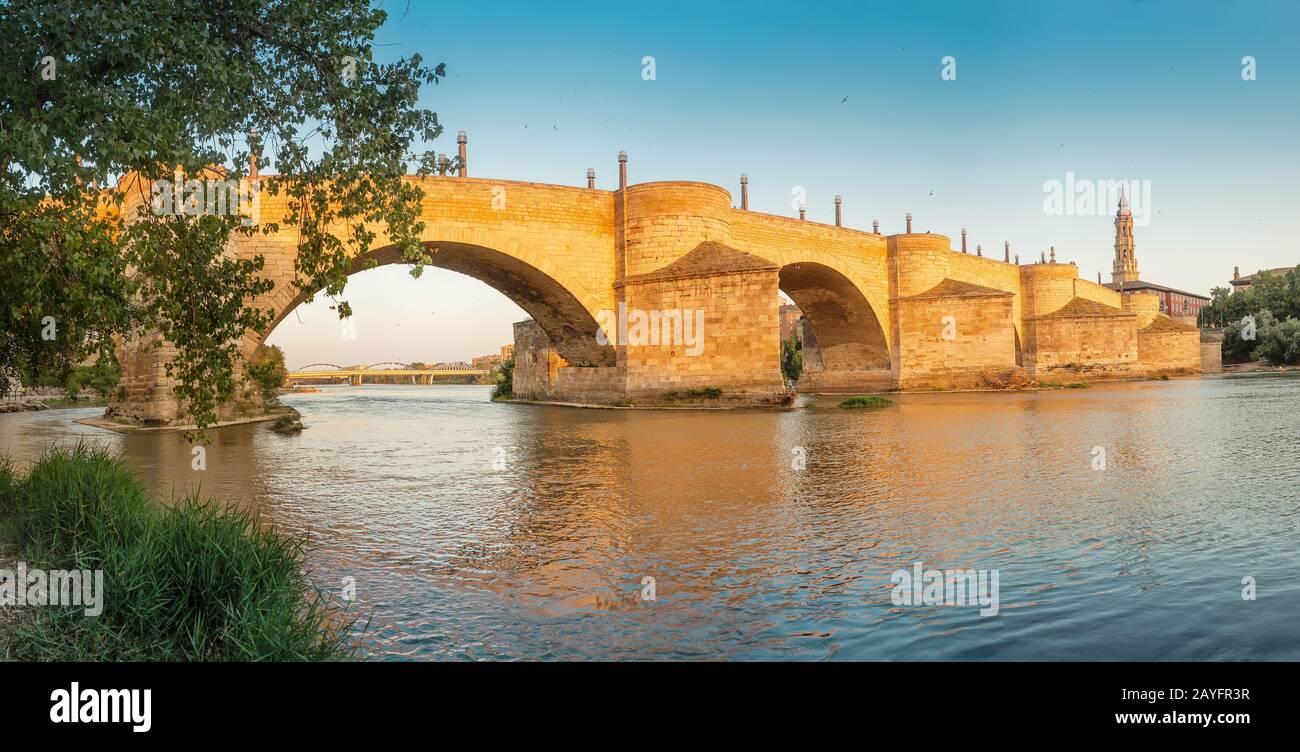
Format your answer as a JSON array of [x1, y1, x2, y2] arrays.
[[1111, 188, 1139, 284]]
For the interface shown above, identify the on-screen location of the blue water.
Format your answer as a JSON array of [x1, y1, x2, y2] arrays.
[[3, 377, 1298, 660]]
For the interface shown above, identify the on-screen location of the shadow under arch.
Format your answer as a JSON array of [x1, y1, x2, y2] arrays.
[[779, 262, 890, 370], [257, 241, 615, 367]]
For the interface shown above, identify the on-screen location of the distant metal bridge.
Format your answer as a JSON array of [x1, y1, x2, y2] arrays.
[[287, 361, 489, 385]]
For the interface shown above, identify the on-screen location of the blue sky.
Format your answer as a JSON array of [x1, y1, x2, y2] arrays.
[[269, 0, 1300, 366]]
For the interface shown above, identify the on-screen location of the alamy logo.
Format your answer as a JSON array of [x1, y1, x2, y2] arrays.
[[50, 683, 151, 733], [1042, 172, 1152, 226], [595, 302, 705, 355], [151, 173, 260, 226], [890, 561, 1000, 617], [0, 562, 103, 616], [1240, 314, 1257, 341]]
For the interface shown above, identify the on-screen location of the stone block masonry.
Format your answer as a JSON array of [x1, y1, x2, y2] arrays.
[[103, 167, 1202, 424]]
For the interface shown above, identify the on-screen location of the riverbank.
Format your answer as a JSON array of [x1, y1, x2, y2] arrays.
[[78, 405, 300, 433], [1220, 360, 1300, 375], [40, 396, 110, 410], [0, 446, 355, 661], [0, 401, 47, 414], [1, 388, 111, 414]]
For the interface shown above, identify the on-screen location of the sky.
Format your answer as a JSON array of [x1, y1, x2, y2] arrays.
[[267, 0, 1300, 368]]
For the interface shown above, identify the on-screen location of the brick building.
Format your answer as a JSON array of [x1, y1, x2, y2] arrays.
[[778, 303, 802, 341]]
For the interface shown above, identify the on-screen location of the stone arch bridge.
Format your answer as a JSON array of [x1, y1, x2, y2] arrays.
[[109, 167, 1200, 424]]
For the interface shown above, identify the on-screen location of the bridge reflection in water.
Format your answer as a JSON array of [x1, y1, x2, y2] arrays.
[[3, 379, 1298, 660], [287, 362, 489, 386]]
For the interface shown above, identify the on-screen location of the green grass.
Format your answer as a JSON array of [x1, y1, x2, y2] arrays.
[[0, 457, 18, 548], [270, 414, 305, 434], [1039, 381, 1091, 389], [839, 395, 895, 409], [1, 445, 355, 661]]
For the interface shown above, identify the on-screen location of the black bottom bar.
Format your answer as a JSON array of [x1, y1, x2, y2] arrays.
[[3, 661, 1283, 739]]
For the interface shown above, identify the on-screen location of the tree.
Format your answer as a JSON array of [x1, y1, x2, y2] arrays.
[[1220, 312, 1261, 364], [491, 358, 514, 400], [1, 0, 452, 429], [781, 335, 803, 383], [1253, 315, 1300, 365], [63, 353, 122, 401], [245, 344, 287, 405], [1201, 266, 1300, 364]]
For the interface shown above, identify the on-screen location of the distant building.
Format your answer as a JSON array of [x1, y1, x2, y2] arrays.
[[472, 354, 502, 370], [1230, 265, 1297, 292], [500, 343, 515, 362], [778, 303, 802, 341], [1106, 279, 1208, 320], [1101, 190, 1208, 322]]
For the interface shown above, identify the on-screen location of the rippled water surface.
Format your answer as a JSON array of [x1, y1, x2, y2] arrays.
[[3, 378, 1299, 660]]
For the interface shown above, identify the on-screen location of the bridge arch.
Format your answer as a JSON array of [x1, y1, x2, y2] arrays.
[[778, 261, 890, 370], [252, 240, 615, 368]]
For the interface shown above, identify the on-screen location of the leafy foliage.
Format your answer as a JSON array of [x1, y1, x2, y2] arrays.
[[781, 335, 803, 383], [1199, 267, 1300, 328], [1219, 312, 1262, 364], [1201, 268, 1300, 364], [1251, 313, 1300, 365], [1, 1, 451, 428], [246, 343, 287, 405], [63, 352, 122, 399], [491, 358, 514, 400]]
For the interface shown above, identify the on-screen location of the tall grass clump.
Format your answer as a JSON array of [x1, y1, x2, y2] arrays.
[[0, 457, 18, 550], [839, 395, 894, 409], [6, 445, 355, 661], [0, 457, 17, 512]]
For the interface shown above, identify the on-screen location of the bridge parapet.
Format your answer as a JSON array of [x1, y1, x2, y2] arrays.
[[888, 233, 954, 298], [619, 182, 735, 278], [1018, 261, 1081, 318]]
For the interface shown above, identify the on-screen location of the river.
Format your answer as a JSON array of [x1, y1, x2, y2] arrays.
[[3, 378, 1298, 660]]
